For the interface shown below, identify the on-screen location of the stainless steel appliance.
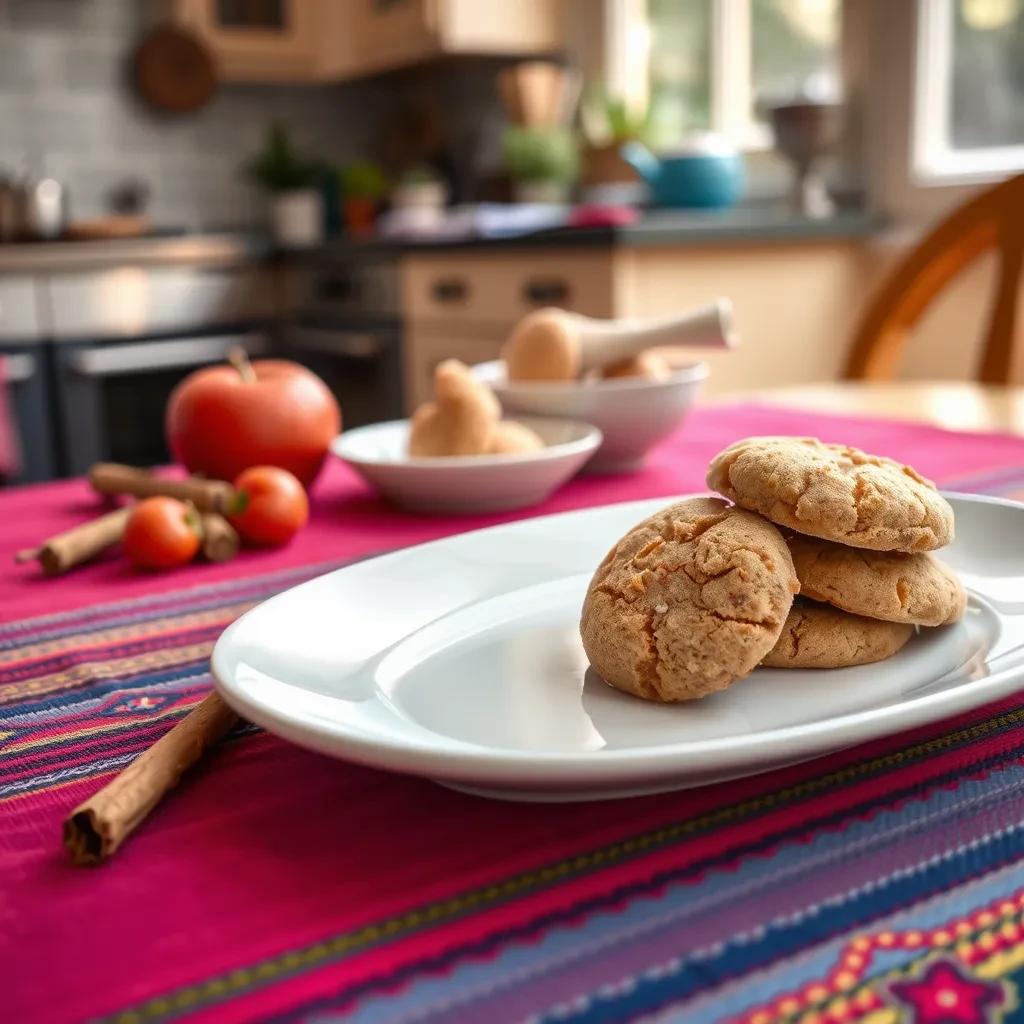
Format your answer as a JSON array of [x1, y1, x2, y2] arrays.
[[0, 343, 58, 482], [281, 250, 403, 429], [0, 276, 58, 483], [46, 251, 404, 478], [47, 261, 275, 475], [52, 328, 272, 474]]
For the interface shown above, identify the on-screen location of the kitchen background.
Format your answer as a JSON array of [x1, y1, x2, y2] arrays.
[[0, 0, 1021, 484]]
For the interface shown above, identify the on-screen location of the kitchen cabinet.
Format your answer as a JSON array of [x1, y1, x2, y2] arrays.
[[174, 0, 566, 82], [401, 250, 616, 407], [404, 329, 504, 410], [173, 0, 335, 82], [344, 0, 566, 78]]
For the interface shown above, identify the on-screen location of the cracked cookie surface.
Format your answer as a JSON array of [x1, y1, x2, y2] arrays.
[[789, 534, 966, 626], [706, 437, 954, 552], [580, 497, 798, 702], [763, 598, 914, 668]]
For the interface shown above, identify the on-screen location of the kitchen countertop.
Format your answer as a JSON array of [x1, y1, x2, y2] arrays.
[[0, 232, 266, 273], [0, 207, 883, 273], [313, 206, 885, 258]]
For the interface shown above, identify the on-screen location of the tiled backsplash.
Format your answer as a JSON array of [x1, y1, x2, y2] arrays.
[[0, 0, 389, 228]]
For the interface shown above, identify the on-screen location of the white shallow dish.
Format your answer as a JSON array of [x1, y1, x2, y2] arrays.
[[331, 417, 601, 514], [473, 359, 707, 473], [213, 493, 1024, 802]]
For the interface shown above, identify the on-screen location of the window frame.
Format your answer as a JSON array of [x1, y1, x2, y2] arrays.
[[912, 0, 1024, 184], [617, 0, 832, 152], [584, 0, 1024, 221]]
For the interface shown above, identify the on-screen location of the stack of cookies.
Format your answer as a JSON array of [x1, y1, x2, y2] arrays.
[[580, 436, 966, 703]]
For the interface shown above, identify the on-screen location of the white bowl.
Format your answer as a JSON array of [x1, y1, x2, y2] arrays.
[[331, 417, 602, 514], [473, 360, 708, 473]]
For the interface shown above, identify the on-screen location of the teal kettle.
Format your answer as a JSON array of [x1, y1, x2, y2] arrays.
[[622, 135, 744, 209]]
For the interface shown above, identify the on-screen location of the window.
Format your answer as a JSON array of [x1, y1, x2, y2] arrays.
[[914, 0, 1024, 181], [639, 0, 840, 150], [750, 0, 840, 122]]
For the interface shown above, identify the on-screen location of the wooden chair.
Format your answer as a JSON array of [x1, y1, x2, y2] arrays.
[[845, 172, 1024, 384]]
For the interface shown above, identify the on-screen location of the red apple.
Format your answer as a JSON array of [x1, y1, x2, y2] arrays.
[[166, 353, 341, 487]]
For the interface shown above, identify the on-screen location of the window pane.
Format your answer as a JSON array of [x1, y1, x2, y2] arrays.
[[950, 0, 1024, 149], [646, 0, 713, 146], [751, 0, 840, 118]]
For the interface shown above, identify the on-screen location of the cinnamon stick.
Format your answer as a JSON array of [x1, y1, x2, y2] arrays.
[[63, 692, 239, 865], [89, 463, 234, 513], [200, 512, 239, 562], [16, 506, 132, 575]]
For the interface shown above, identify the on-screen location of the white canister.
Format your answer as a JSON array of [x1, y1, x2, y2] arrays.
[[269, 188, 324, 248]]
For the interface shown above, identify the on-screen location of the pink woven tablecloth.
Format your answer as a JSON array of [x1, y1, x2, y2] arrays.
[[6, 402, 1024, 1024], [4, 402, 1024, 621]]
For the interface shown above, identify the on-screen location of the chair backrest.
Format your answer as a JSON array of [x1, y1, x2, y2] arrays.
[[844, 173, 1024, 384]]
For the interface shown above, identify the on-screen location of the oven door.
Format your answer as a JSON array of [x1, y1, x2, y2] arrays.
[[280, 321, 403, 430], [0, 346, 58, 484], [53, 330, 270, 476]]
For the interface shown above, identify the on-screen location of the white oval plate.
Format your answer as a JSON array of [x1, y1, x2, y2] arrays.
[[212, 493, 1024, 802], [331, 417, 601, 514]]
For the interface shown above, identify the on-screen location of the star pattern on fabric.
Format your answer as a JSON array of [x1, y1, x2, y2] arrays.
[[889, 958, 1006, 1024], [114, 695, 167, 713]]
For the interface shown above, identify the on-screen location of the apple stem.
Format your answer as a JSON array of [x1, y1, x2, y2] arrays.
[[228, 347, 256, 384]]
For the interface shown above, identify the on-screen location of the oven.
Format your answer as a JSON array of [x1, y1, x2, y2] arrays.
[[0, 275, 59, 484], [281, 317, 402, 430], [38, 254, 405, 479], [1, 342, 59, 483], [51, 328, 272, 475], [280, 250, 404, 429]]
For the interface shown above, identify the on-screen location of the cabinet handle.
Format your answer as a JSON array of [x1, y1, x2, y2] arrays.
[[431, 278, 468, 303], [523, 278, 570, 304], [286, 325, 382, 360], [68, 334, 268, 378]]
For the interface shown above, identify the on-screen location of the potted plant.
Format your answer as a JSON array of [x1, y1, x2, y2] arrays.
[[391, 165, 446, 211], [500, 126, 578, 204], [244, 124, 323, 248], [385, 164, 447, 234], [579, 90, 651, 203], [339, 161, 388, 237]]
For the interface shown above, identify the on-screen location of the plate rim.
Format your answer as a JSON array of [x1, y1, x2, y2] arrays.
[[473, 358, 710, 394], [212, 491, 1024, 783]]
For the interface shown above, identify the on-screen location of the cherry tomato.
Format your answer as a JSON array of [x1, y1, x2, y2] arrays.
[[123, 497, 200, 571], [229, 466, 308, 547]]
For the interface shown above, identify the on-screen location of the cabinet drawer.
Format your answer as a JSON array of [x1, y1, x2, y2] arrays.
[[401, 250, 616, 327], [404, 328, 504, 411]]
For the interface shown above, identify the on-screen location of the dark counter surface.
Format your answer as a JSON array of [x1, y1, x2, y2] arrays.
[[0, 207, 883, 273], [312, 206, 884, 259]]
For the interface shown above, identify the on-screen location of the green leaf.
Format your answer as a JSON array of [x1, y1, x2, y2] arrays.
[[242, 123, 320, 193], [228, 490, 250, 517], [500, 126, 579, 184]]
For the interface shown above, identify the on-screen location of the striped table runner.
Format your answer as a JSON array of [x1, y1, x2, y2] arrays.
[[4, 404, 1024, 1024]]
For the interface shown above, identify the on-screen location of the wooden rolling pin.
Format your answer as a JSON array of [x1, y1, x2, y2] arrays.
[[89, 463, 234, 513], [502, 300, 738, 382]]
